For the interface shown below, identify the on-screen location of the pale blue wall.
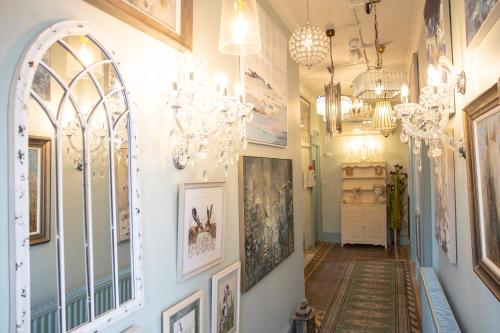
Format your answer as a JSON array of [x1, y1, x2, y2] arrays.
[[409, 0, 500, 332], [0, 0, 305, 332]]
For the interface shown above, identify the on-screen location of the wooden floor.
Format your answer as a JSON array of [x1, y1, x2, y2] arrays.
[[305, 243, 405, 312]]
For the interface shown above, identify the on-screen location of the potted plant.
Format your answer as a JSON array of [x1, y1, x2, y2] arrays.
[[387, 164, 408, 245]]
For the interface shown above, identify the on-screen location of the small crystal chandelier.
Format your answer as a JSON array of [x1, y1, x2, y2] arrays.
[[373, 100, 396, 137], [352, 2, 405, 99], [218, 0, 262, 56], [166, 54, 254, 178], [289, 0, 329, 69], [394, 56, 466, 170]]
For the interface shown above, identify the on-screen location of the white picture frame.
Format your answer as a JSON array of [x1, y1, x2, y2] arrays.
[[162, 290, 204, 333], [211, 262, 241, 333], [177, 182, 225, 281]]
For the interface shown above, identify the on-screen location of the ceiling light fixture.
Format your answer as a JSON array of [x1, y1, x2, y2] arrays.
[[219, 0, 262, 56], [352, 1, 405, 99], [373, 99, 396, 137], [288, 0, 329, 68]]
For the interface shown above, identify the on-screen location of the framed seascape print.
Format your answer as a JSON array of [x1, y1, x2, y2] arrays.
[[242, 4, 288, 147], [463, 80, 500, 300], [28, 136, 52, 246], [211, 262, 241, 333], [86, 0, 193, 50], [238, 156, 294, 292], [178, 182, 225, 281], [465, 0, 500, 47], [433, 129, 457, 263], [163, 290, 204, 333], [300, 97, 311, 147]]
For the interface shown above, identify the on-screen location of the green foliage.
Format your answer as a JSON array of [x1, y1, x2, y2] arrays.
[[387, 164, 408, 230]]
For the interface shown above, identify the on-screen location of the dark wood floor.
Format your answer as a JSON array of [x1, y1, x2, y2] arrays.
[[305, 243, 400, 312]]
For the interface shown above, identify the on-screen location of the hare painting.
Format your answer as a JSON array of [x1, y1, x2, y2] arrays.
[[189, 205, 217, 245]]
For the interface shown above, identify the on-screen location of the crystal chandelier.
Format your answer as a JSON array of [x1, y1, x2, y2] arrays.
[[166, 54, 254, 179], [352, 2, 405, 99], [373, 100, 396, 137], [289, 0, 329, 69], [394, 56, 466, 170]]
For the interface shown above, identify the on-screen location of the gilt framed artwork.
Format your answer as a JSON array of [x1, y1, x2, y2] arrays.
[[211, 262, 241, 333], [239, 156, 294, 292], [463, 80, 500, 300], [28, 136, 52, 246], [86, 0, 193, 50], [177, 182, 224, 281], [162, 290, 204, 333]]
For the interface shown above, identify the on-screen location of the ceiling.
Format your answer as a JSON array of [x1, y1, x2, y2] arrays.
[[268, 0, 424, 97]]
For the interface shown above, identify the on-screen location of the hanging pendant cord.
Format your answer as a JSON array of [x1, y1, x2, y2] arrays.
[[306, 0, 310, 23], [374, 4, 382, 69]]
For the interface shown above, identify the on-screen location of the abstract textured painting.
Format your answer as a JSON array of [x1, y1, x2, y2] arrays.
[[239, 156, 294, 291], [242, 4, 288, 147], [433, 129, 456, 263], [465, 0, 499, 45], [424, 0, 449, 65]]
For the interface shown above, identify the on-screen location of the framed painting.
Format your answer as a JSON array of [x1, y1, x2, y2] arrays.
[[177, 182, 225, 281], [465, 0, 500, 47], [242, 4, 288, 147], [463, 80, 500, 300], [211, 262, 241, 333], [28, 136, 52, 246], [423, 0, 453, 66], [300, 97, 311, 147], [238, 156, 294, 292], [86, 0, 193, 50], [433, 129, 457, 263], [162, 290, 204, 333]]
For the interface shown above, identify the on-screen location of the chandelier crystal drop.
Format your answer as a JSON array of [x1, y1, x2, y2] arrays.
[[288, 0, 329, 68], [394, 56, 466, 170], [373, 100, 396, 137], [166, 54, 254, 179]]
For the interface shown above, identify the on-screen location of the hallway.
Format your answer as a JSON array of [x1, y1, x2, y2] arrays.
[[305, 244, 421, 332]]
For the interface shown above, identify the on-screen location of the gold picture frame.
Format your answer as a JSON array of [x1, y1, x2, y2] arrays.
[[28, 136, 52, 246], [463, 80, 500, 300], [86, 0, 193, 51]]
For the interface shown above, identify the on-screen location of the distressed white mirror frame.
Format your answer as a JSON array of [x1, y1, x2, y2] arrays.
[[8, 20, 144, 333]]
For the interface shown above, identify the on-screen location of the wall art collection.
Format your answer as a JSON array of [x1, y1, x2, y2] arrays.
[[465, 0, 500, 46], [242, 4, 288, 147], [238, 156, 294, 291], [464, 80, 500, 301]]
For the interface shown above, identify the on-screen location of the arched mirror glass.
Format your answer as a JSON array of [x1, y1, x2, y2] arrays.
[[11, 21, 143, 333]]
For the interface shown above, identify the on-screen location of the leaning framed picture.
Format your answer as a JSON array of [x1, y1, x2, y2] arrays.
[[29, 136, 52, 246], [162, 290, 204, 333], [86, 0, 193, 50], [211, 262, 241, 333], [177, 182, 225, 281], [463, 80, 500, 300]]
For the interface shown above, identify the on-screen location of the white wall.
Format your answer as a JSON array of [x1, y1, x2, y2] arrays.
[[0, 0, 305, 332], [413, 1, 500, 331]]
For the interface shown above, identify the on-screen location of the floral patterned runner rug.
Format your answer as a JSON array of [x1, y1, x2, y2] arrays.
[[319, 259, 420, 333]]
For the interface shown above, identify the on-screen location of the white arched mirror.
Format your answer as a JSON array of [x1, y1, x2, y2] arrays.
[[9, 20, 144, 333]]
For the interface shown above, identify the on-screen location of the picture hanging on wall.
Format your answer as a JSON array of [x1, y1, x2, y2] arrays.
[[239, 156, 294, 292], [242, 4, 288, 147], [464, 0, 500, 47], [433, 129, 457, 264], [85, 0, 193, 50], [300, 96, 311, 147], [177, 182, 224, 281], [464, 81, 500, 300], [423, 0, 453, 66], [162, 290, 204, 333], [28, 136, 52, 246], [408, 53, 420, 104], [211, 262, 241, 333]]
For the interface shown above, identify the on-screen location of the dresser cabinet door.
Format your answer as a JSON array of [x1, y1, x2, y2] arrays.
[[342, 205, 364, 242], [363, 205, 386, 244]]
